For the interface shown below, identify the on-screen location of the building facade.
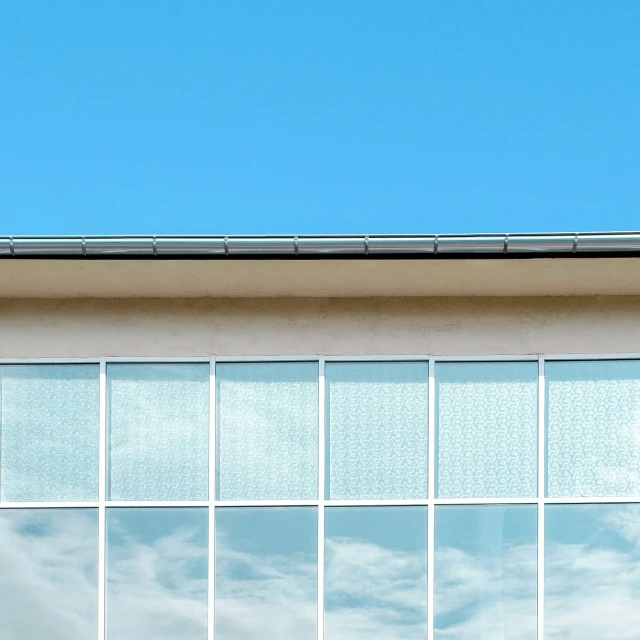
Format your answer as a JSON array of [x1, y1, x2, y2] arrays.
[[1, 232, 640, 639]]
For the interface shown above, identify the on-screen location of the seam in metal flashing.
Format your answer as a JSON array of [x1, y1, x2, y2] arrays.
[[2, 233, 640, 259]]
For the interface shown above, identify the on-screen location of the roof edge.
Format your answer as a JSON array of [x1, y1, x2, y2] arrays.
[[2, 232, 640, 258]]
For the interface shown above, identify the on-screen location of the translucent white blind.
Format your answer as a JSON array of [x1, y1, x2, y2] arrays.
[[326, 362, 429, 500], [0, 365, 100, 502], [547, 360, 640, 497], [108, 364, 209, 501], [217, 363, 318, 500], [436, 362, 538, 499]]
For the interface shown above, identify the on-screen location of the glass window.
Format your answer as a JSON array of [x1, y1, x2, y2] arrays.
[[325, 506, 427, 639], [0, 365, 100, 502], [106, 507, 208, 640], [435, 505, 537, 639], [215, 507, 317, 640], [216, 362, 318, 500], [325, 362, 429, 500], [107, 364, 209, 501], [0, 508, 98, 639], [546, 503, 640, 638], [546, 360, 640, 497], [436, 362, 538, 498]]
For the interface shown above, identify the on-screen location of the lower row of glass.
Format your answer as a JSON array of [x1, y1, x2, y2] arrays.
[[1, 504, 635, 639]]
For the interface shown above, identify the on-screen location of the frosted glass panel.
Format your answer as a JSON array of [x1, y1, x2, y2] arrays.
[[0, 365, 99, 501], [106, 507, 208, 640], [546, 360, 640, 497], [0, 509, 98, 639], [326, 362, 429, 499], [215, 507, 317, 640], [325, 507, 427, 639], [435, 505, 537, 639], [216, 363, 318, 500], [546, 504, 640, 639], [436, 362, 538, 499], [108, 364, 209, 500]]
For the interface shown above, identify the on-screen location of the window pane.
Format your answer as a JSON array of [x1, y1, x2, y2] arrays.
[[0, 508, 98, 639], [435, 505, 537, 639], [326, 362, 428, 500], [0, 365, 99, 501], [107, 364, 209, 500], [546, 360, 640, 497], [106, 507, 208, 640], [436, 362, 538, 498], [325, 506, 427, 639], [215, 507, 317, 640], [216, 363, 318, 500], [546, 504, 640, 638]]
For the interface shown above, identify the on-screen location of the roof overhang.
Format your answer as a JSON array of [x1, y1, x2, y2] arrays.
[[1, 256, 640, 298], [2, 233, 640, 298]]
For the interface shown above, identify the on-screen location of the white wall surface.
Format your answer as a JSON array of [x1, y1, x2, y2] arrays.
[[0, 297, 638, 358]]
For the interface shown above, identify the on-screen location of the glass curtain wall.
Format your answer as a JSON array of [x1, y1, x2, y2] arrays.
[[0, 358, 639, 639]]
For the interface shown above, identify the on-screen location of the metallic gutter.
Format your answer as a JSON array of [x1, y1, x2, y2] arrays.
[[1, 233, 640, 258]]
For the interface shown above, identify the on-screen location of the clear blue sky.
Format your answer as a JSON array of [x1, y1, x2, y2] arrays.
[[1, 2, 638, 235]]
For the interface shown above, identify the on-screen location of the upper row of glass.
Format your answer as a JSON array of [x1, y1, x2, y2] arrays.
[[0, 360, 637, 502]]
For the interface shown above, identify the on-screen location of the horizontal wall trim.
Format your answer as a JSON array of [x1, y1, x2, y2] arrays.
[[3, 232, 640, 259], [2, 354, 640, 364]]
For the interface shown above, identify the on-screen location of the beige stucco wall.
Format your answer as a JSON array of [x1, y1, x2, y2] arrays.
[[0, 296, 638, 358]]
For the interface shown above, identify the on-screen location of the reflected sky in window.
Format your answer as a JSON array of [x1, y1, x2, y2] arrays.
[[106, 507, 208, 640], [215, 507, 317, 640], [216, 362, 318, 500], [546, 503, 640, 639], [0, 509, 97, 639], [325, 506, 427, 640], [435, 505, 537, 640], [107, 364, 210, 501]]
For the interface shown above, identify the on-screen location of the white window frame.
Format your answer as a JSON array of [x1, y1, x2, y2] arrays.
[[1, 352, 639, 640]]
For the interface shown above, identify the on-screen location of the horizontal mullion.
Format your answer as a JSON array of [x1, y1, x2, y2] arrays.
[[324, 355, 430, 362], [215, 355, 320, 362], [2, 497, 639, 509], [215, 499, 319, 507], [543, 353, 640, 361], [106, 500, 210, 507], [434, 497, 538, 505], [0, 501, 99, 508], [544, 496, 640, 504], [433, 355, 540, 362], [0, 358, 101, 364], [104, 356, 211, 363], [327, 498, 430, 506], [5, 354, 640, 366]]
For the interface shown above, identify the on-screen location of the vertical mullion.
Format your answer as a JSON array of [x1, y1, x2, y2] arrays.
[[537, 356, 545, 640], [318, 357, 325, 640], [428, 357, 435, 640], [98, 359, 107, 640], [208, 357, 216, 640]]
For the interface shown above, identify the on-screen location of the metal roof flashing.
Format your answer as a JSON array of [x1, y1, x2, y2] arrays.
[[1, 233, 640, 259]]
